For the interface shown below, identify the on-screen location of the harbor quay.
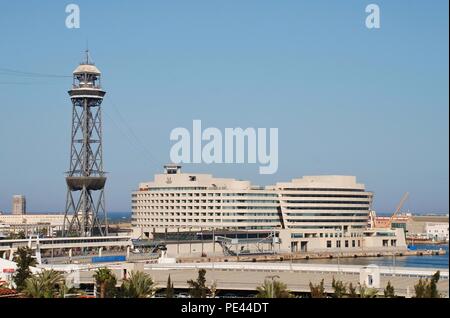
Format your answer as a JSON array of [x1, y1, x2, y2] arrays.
[[174, 247, 445, 264], [0, 235, 444, 264], [66, 262, 449, 298]]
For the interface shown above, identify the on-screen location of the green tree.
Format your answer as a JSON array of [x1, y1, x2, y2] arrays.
[[428, 271, 440, 298], [12, 247, 37, 291], [414, 271, 441, 298], [348, 283, 358, 298], [93, 268, 117, 298], [309, 279, 325, 298], [119, 271, 156, 298], [187, 269, 210, 298], [23, 270, 64, 298], [165, 275, 174, 298], [384, 281, 396, 298], [8, 231, 26, 240], [256, 277, 292, 298], [358, 284, 378, 298], [414, 278, 427, 298], [331, 277, 347, 298], [37, 227, 48, 238]]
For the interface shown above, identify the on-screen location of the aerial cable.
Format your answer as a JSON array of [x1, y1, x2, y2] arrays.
[[104, 95, 164, 165], [0, 67, 71, 78], [103, 108, 162, 166]]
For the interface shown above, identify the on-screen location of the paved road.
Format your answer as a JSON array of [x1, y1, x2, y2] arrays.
[[73, 263, 449, 297]]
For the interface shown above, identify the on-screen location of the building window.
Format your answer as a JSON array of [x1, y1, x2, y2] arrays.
[[326, 241, 332, 248]]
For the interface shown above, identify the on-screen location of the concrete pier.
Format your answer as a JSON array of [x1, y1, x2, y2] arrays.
[[176, 248, 446, 264]]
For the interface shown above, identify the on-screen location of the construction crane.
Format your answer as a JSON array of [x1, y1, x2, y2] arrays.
[[387, 192, 409, 227]]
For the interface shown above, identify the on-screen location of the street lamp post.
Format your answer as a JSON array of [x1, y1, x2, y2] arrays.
[[336, 228, 342, 274]]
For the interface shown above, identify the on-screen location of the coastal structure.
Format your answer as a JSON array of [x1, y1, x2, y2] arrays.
[[12, 195, 26, 215], [132, 165, 406, 254]]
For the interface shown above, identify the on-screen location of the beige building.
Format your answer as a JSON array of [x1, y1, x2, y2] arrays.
[[274, 176, 374, 252], [0, 213, 65, 237], [425, 222, 449, 241], [132, 165, 406, 253], [406, 215, 449, 237], [132, 164, 281, 237], [12, 195, 26, 215]]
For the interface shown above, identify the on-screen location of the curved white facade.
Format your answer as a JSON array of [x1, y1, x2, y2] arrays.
[[132, 166, 374, 240]]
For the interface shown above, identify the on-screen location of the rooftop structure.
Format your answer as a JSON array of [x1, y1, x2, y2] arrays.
[[12, 195, 26, 215]]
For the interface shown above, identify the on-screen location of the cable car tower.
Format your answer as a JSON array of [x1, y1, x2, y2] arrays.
[[63, 51, 108, 237]]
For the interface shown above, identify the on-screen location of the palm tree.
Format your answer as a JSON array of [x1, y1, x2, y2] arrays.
[[256, 277, 292, 298], [23, 270, 64, 298], [93, 268, 117, 298], [358, 284, 378, 298], [23, 275, 43, 298], [120, 271, 156, 298]]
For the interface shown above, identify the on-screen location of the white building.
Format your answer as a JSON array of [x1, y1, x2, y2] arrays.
[[426, 223, 449, 241], [132, 165, 406, 253]]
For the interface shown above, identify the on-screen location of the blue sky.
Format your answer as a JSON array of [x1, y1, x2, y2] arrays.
[[0, 1, 448, 214]]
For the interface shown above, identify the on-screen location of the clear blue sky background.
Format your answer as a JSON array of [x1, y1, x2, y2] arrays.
[[0, 1, 448, 214]]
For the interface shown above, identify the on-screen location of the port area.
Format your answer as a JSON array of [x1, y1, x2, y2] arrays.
[[175, 248, 446, 264]]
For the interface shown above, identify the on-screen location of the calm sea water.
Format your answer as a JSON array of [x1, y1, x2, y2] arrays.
[[292, 244, 449, 269], [107, 211, 131, 222], [106, 213, 448, 269]]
